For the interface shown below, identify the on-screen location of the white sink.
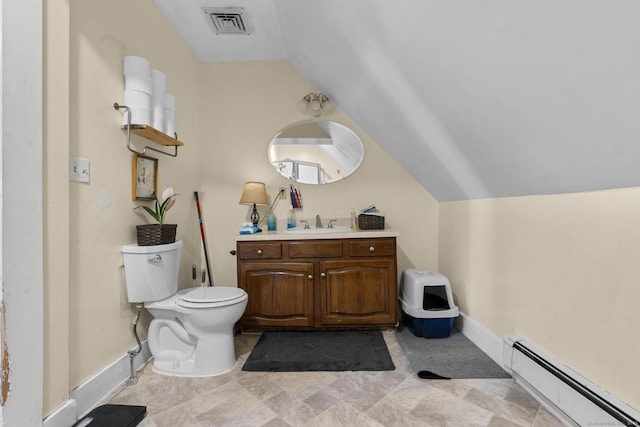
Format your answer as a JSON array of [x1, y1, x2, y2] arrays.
[[284, 226, 352, 234]]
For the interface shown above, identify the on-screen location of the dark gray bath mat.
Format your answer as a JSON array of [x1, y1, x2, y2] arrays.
[[396, 326, 510, 379], [242, 330, 395, 372]]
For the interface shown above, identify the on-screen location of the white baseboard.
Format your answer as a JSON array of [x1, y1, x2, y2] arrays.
[[41, 399, 77, 427], [43, 341, 151, 427]]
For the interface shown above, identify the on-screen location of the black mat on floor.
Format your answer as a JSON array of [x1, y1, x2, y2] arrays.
[[242, 330, 395, 372], [72, 404, 146, 427], [396, 326, 511, 379]]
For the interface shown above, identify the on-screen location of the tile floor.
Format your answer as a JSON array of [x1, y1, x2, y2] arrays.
[[106, 331, 567, 427]]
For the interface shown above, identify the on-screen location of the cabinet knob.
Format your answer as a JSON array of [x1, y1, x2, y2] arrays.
[[308, 275, 313, 280], [320, 272, 326, 278], [257, 249, 263, 256], [369, 246, 375, 253]]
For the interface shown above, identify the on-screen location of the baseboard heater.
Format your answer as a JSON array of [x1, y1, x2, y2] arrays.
[[503, 335, 639, 427]]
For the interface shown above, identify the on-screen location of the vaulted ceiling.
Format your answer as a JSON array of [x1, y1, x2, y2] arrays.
[[153, 0, 640, 201]]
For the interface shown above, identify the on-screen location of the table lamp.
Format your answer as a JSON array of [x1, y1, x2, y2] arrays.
[[239, 182, 269, 227]]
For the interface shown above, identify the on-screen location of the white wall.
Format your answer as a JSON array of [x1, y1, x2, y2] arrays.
[[66, 0, 204, 396], [2, 0, 43, 426], [43, 0, 71, 417], [439, 188, 640, 410], [42, 0, 204, 417]]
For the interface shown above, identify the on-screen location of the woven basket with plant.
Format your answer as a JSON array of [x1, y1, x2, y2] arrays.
[[135, 186, 178, 246]]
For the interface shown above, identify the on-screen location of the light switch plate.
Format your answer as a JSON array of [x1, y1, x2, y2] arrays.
[[70, 157, 90, 183]]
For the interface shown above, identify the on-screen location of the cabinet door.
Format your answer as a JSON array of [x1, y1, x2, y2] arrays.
[[239, 262, 314, 327], [318, 259, 396, 326]]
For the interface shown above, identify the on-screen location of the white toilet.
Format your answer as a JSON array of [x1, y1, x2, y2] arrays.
[[121, 240, 248, 377]]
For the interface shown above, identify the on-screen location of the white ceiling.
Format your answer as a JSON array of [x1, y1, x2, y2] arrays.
[[153, 0, 640, 201]]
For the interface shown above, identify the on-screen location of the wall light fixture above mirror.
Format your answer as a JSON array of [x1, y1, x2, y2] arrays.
[[268, 121, 364, 185], [296, 92, 335, 117]]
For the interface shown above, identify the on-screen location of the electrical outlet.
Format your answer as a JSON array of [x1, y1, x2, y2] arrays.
[[279, 187, 286, 199], [70, 157, 90, 183]]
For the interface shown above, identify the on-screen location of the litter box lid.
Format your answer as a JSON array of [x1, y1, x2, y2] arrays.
[[403, 269, 449, 286], [400, 299, 459, 319]]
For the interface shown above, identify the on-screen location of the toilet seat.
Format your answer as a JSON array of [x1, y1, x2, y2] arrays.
[[176, 286, 247, 309]]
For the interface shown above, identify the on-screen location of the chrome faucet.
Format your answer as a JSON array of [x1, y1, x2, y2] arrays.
[[315, 214, 323, 228]]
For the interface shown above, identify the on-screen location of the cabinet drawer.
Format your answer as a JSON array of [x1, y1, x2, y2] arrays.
[[289, 240, 343, 258], [349, 238, 395, 257], [237, 242, 282, 260]]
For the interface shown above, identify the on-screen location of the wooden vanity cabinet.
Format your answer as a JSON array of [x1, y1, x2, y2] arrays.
[[236, 241, 314, 327], [318, 258, 396, 326], [236, 237, 397, 329], [238, 261, 315, 327]]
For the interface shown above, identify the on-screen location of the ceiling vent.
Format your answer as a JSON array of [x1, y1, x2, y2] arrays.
[[203, 7, 252, 35]]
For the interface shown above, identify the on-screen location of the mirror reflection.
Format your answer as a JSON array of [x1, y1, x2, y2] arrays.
[[268, 121, 365, 184]]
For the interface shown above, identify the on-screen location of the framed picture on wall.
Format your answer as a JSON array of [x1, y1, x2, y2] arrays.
[[132, 154, 158, 200]]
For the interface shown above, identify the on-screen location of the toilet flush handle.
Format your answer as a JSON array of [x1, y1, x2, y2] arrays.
[[150, 254, 162, 262]]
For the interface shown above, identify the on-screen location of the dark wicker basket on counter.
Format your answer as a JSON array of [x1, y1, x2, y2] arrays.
[[160, 224, 177, 244], [136, 224, 177, 246], [136, 224, 162, 246], [357, 214, 385, 230]]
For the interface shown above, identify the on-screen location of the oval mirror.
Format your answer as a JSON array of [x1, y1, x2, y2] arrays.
[[268, 121, 365, 184]]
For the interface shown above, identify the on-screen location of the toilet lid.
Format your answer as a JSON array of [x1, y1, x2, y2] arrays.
[[176, 286, 246, 308]]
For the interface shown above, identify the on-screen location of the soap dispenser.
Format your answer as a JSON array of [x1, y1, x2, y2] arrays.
[[266, 212, 277, 231]]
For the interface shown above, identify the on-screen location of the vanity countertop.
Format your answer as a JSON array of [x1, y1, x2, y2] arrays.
[[235, 228, 399, 241]]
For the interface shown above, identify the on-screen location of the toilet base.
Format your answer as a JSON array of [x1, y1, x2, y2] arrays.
[[144, 287, 248, 377], [151, 357, 237, 377], [150, 333, 238, 377]]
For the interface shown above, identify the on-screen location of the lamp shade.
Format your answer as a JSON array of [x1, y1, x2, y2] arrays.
[[239, 182, 268, 206]]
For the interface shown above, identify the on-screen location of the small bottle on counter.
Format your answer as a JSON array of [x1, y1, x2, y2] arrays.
[[266, 212, 277, 231], [351, 208, 357, 230], [287, 209, 297, 229]]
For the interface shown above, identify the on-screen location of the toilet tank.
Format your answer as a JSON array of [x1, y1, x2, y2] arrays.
[[122, 240, 182, 303]]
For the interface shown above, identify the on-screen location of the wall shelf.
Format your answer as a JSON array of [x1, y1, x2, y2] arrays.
[[114, 102, 183, 157], [120, 124, 184, 147]]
